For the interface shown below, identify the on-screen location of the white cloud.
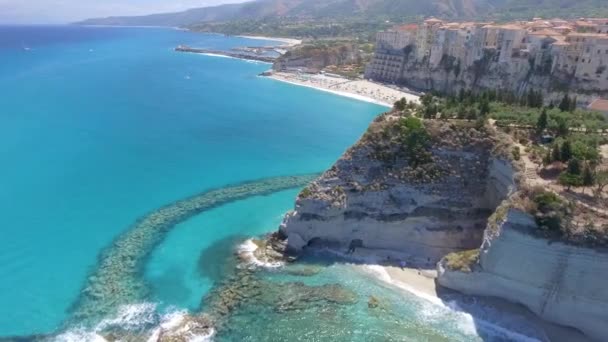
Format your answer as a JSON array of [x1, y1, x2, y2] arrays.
[[0, 0, 248, 24]]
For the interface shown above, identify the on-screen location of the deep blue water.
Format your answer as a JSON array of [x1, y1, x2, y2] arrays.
[[0, 25, 386, 336]]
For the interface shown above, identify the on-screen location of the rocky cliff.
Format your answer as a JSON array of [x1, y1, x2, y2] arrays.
[[273, 43, 362, 73], [393, 52, 608, 105], [438, 209, 608, 341], [279, 111, 517, 262], [278, 108, 608, 340]]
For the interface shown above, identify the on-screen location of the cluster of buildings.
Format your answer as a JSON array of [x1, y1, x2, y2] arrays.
[[365, 17, 608, 90]]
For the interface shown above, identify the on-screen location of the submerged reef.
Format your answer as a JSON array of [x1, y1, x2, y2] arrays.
[[68, 174, 318, 326]]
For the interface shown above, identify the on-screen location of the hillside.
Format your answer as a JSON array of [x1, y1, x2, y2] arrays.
[[78, 0, 484, 27], [78, 0, 608, 31]]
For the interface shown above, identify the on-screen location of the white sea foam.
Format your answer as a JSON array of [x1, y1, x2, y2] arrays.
[[57, 304, 216, 342], [356, 264, 545, 342], [54, 330, 107, 342], [237, 239, 284, 268], [99, 303, 158, 331], [200, 53, 272, 65]]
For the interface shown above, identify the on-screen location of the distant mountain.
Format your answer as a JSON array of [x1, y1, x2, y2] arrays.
[[77, 0, 608, 30], [77, 0, 491, 27]]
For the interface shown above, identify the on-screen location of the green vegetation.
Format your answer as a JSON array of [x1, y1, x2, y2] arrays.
[[276, 40, 370, 77], [511, 146, 521, 161], [398, 117, 432, 168], [532, 190, 570, 233], [444, 249, 480, 273], [299, 187, 313, 199]]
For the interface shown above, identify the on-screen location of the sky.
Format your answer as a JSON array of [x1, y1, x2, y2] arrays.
[[0, 0, 248, 24]]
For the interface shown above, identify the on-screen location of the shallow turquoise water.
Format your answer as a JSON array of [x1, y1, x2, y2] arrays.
[[0, 26, 385, 336]]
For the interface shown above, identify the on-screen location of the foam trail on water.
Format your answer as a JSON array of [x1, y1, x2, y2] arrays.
[[67, 174, 318, 327]]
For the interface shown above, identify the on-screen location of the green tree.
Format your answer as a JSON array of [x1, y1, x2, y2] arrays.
[[543, 149, 552, 165], [582, 164, 595, 193], [536, 108, 548, 135], [559, 172, 582, 190], [569, 96, 578, 112], [561, 140, 572, 162], [420, 93, 434, 107], [567, 157, 581, 175], [556, 118, 569, 137], [479, 98, 491, 117], [398, 117, 432, 168], [551, 143, 561, 163], [558, 94, 571, 112], [394, 98, 407, 111], [595, 169, 608, 198], [423, 104, 438, 119]]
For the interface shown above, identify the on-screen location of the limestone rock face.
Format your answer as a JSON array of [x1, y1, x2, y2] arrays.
[[438, 209, 608, 341], [389, 53, 607, 105], [279, 115, 516, 262]]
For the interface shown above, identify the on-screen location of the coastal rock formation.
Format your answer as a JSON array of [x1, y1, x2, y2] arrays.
[[273, 43, 362, 73], [69, 174, 317, 326], [279, 111, 517, 262], [392, 58, 604, 105], [438, 209, 608, 341]]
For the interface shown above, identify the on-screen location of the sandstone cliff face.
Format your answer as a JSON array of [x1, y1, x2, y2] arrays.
[[395, 53, 607, 105], [279, 113, 516, 262], [438, 209, 608, 341]]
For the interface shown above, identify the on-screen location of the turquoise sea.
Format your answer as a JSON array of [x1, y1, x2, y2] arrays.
[[0, 26, 553, 341]]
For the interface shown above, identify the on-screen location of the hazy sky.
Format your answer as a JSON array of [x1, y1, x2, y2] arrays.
[[0, 0, 248, 24]]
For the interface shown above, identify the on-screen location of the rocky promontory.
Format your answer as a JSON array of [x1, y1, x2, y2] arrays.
[[280, 110, 518, 262], [277, 106, 608, 340]]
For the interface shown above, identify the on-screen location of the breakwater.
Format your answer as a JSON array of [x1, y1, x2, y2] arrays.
[[175, 45, 277, 63], [68, 174, 318, 326]]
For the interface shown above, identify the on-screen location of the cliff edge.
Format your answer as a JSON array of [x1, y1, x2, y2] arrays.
[[278, 106, 608, 340], [438, 203, 608, 341], [280, 110, 518, 262]]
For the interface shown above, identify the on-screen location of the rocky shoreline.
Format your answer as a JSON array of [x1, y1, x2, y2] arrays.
[[272, 107, 607, 341]]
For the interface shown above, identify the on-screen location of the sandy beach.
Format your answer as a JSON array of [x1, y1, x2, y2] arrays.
[[356, 263, 590, 342], [266, 71, 420, 107], [237, 35, 302, 47]]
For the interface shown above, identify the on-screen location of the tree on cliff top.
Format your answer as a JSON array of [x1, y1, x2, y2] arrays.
[[594, 169, 608, 197], [398, 117, 431, 168], [559, 94, 571, 112], [536, 108, 548, 135]]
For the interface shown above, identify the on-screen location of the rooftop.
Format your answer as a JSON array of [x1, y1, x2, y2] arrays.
[[588, 99, 608, 113]]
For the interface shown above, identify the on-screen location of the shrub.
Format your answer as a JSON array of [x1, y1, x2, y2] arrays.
[[299, 187, 313, 199], [444, 249, 480, 273], [533, 190, 568, 232], [511, 146, 521, 161]]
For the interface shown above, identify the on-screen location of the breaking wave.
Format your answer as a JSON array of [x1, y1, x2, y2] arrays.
[[67, 174, 318, 327]]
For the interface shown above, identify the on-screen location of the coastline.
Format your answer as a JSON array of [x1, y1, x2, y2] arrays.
[[236, 35, 302, 47], [358, 264, 590, 342], [264, 72, 419, 108]]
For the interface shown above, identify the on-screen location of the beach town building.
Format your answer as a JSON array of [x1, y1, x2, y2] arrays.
[[365, 17, 608, 100], [588, 98, 608, 118]]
